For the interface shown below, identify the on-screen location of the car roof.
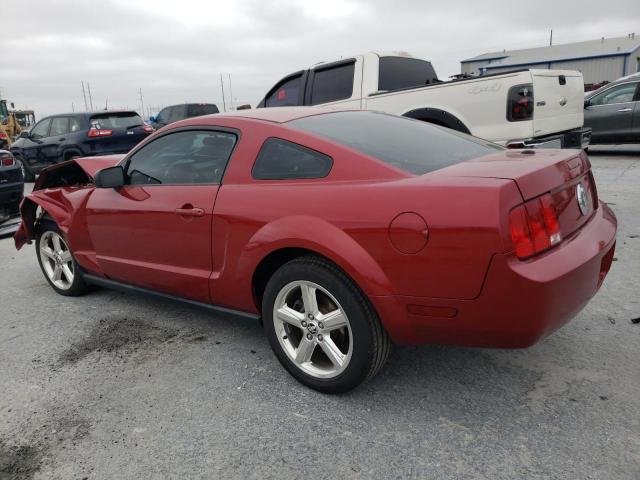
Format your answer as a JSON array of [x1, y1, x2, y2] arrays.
[[40, 110, 141, 119], [201, 107, 347, 124]]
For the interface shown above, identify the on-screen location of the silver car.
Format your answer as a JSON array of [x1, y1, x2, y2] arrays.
[[584, 73, 640, 145]]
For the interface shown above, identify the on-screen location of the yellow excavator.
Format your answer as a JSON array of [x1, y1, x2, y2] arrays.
[[0, 99, 28, 149]]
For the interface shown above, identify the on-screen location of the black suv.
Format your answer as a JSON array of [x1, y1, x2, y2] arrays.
[[0, 150, 24, 229], [10, 111, 153, 181], [149, 103, 219, 130]]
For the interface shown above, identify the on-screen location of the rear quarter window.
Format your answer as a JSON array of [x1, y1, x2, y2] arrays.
[[252, 138, 333, 180], [378, 57, 439, 91], [289, 111, 502, 175]]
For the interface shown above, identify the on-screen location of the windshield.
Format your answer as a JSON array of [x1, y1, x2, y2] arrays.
[[90, 112, 143, 129], [289, 111, 503, 175]]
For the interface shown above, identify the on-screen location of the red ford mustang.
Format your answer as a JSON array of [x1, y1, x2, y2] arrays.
[[14, 108, 617, 393]]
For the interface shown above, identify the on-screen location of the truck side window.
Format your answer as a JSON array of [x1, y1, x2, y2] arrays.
[[310, 62, 355, 105], [265, 75, 303, 107], [378, 57, 439, 91]]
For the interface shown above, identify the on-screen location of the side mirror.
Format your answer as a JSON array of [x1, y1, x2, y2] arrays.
[[149, 115, 156, 122], [584, 99, 591, 108], [19, 130, 30, 139], [236, 104, 252, 110], [94, 166, 125, 188]]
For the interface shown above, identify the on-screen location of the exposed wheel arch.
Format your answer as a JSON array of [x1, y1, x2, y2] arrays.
[[403, 108, 471, 134], [252, 247, 328, 311], [62, 149, 82, 161]]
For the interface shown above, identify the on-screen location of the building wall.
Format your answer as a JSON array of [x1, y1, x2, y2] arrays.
[[462, 55, 631, 84], [461, 61, 488, 75], [624, 46, 640, 76]]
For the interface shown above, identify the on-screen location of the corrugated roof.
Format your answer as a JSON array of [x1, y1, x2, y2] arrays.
[[462, 35, 640, 67]]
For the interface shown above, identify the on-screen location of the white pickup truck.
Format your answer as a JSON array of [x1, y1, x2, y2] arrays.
[[257, 52, 591, 149]]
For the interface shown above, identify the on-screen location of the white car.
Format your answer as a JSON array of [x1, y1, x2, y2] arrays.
[[258, 52, 590, 149]]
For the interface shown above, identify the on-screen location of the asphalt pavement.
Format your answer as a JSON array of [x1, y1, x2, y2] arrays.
[[1, 146, 639, 479]]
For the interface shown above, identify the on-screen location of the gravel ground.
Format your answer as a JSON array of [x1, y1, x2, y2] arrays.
[[1, 146, 639, 480]]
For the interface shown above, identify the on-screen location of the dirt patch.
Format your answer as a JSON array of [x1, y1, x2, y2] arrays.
[[0, 442, 41, 480], [57, 316, 180, 366], [0, 418, 90, 480]]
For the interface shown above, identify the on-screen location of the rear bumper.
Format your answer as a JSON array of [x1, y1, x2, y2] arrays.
[[372, 202, 617, 347], [507, 127, 592, 150]]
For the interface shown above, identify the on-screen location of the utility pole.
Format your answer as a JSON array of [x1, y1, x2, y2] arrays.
[[81, 81, 88, 110], [71, 102, 75, 112], [228, 74, 234, 111], [549, 29, 553, 46], [87, 82, 94, 111], [138, 88, 145, 117], [220, 74, 227, 112]]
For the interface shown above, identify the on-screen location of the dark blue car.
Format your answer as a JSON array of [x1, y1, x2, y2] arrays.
[[10, 111, 153, 181]]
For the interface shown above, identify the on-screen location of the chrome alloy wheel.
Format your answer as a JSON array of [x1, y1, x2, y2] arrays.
[[39, 231, 74, 290], [273, 280, 353, 379]]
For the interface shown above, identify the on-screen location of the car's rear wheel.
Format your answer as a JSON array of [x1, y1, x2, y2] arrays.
[[36, 221, 89, 296], [263, 256, 391, 393]]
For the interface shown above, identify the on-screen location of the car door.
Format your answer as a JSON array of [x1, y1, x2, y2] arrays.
[[46, 116, 69, 163], [21, 118, 52, 169], [85, 128, 238, 302], [584, 81, 639, 143]]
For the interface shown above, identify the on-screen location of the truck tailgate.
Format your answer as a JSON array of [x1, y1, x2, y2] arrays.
[[531, 69, 584, 137]]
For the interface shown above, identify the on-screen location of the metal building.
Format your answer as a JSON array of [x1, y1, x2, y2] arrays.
[[461, 34, 640, 85]]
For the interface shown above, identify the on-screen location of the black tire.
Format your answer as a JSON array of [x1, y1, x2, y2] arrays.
[[35, 220, 89, 296], [262, 255, 391, 393], [14, 155, 35, 182]]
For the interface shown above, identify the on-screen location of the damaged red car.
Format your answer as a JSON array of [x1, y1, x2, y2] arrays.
[[14, 108, 617, 393]]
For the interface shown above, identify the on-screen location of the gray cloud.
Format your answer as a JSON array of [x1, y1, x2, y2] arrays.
[[1, 0, 638, 117]]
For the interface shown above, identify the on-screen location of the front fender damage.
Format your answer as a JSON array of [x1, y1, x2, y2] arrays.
[[13, 159, 102, 250]]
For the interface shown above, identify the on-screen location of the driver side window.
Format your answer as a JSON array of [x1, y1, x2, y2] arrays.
[[30, 119, 52, 140], [125, 130, 237, 186], [590, 83, 638, 106]]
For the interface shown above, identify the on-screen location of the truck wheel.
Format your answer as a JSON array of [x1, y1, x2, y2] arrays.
[[36, 220, 89, 297], [263, 255, 391, 393], [14, 155, 35, 182]]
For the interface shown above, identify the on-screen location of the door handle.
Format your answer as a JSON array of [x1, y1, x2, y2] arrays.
[[617, 108, 633, 112], [175, 206, 205, 217]]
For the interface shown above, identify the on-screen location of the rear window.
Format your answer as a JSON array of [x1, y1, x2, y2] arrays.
[[187, 104, 219, 117], [378, 57, 439, 91], [90, 112, 143, 129], [289, 111, 503, 175]]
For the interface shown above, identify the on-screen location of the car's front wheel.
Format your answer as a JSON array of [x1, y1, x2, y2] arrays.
[[36, 221, 89, 296], [263, 256, 391, 393], [14, 155, 35, 182]]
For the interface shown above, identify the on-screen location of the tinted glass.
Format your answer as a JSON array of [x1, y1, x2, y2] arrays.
[[126, 130, 236, 185], [252, 138, 333, 180], [310, 63, 355, 105], [90, 112, 144, 129], [590, 83, 637, 106], [168, 105, 187, 123], [69, 117, 81, 132], [265, 75, 302, 107], [378, 57, 439, 91], [290, 111, 502, 175], [50, 117, 69, 136], [156, 107, 170, 124], [30, 119, 51, 139], [187, 104, 219, 117]]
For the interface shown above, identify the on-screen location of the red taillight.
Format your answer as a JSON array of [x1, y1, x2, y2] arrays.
[[1, 156, 14, 166], [507, 84, 534, 122], [0, 132, 7, 139], [88, 128, 113, 137], [509, 193, 562, 259], [143, 125, 154, 133]]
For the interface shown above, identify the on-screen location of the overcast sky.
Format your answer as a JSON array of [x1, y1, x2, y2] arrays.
[[1, 0, 639, 117]]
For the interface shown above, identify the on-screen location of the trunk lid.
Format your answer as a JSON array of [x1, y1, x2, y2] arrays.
[[442, 149, 597, 240], [530, 69, 584, 137]]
